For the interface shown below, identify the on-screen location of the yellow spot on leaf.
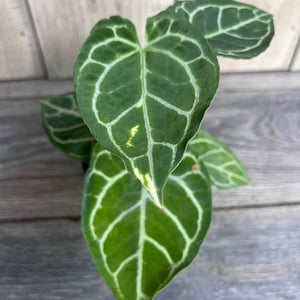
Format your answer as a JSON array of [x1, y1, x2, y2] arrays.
[[126, 125, 139, 148]]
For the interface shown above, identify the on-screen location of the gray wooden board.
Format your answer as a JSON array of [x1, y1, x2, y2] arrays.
[[217, 72, 300, 93], [0, 0, 44, 80], [0, 85, 299, 219], [0, 205, 299, 299], [203, 89, 300, 208], [0, 80, 73, 100], [0, 73, 299, 101], [0, 98, 83, 220]]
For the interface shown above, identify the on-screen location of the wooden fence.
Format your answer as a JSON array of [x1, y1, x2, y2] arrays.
[[0, 0, 300, 80]]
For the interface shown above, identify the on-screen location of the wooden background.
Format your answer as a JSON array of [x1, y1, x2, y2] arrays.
[[0, 0, 300, 299], [0, 0, 300, 80], [0, 73, 299, 300]]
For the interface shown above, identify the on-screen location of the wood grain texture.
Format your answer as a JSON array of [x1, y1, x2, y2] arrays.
[[0, 74, 299, 219], [218, 0, 300, 72], [27, 0, 174, 78], [0, 79, 73, 100], [0, 206, 299, 299], [0, 99, 83, 220], [203, 89, 300, 208], [218, 72, 300, 93], [0, 73, 299, 299], [0, 0, 44, 80]]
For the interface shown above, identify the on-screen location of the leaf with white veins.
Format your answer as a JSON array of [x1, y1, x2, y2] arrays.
[[169, 0, 274, 58], [82, 143, 211, 300], [74, 16, 219, 208], [188, 130, 251, 188], [40, 92, 95, 162]]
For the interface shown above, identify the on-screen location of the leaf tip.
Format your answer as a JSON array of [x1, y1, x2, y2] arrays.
[[133, 168, 164, 209], [147, 183, 164, 210]]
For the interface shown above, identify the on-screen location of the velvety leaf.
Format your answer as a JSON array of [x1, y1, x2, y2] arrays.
[[82, 143, 211, 300], [168, 0, 274, 58], [40, 92, 95, 162], [74, 16, 219, 208], [188, 130, 251, 188]]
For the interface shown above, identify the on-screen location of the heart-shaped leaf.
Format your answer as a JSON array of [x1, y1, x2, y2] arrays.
[[167, 0, 274, 58], [82, 143, 211, 300], [40, 92, 95, 162], [75, 16, 219, 207], [188, 130, 251, 188]]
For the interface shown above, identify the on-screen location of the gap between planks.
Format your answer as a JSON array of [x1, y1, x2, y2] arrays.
[[0, 72, 299, 100], [1, 202, 300, 224]]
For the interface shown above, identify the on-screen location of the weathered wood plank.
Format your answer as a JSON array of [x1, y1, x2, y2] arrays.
[[0, 83, 299, 219], [219, 0, 300, 72], [0, 219, 113, 300], [0, 206, 299, 299], [0, 72, 299, 100], [0, 0, 44, 80], [0, 79, 73, 100], [203, 89, 300, 208], [0, 99, 83, 220], [27, 0, 174, 78], [218, 72, 300, 93]]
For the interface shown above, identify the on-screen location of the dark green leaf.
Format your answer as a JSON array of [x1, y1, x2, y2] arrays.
[[165, 0, 274, 58], [40, 92, 95, 162], [82, 143, 211, 300], [74, 16, 219, 207], [188, 130, 251, 188]]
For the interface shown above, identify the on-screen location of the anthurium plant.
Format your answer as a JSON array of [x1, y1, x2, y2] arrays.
[[40, 0, 274, 299]]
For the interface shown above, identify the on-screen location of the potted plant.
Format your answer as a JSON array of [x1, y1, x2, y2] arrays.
[[40, 0, 274, 299]]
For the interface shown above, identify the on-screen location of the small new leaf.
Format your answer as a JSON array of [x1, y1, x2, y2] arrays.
[[74, 16, 219, 207], [188, 130, 251, 188], [82, 143, 211, 300], [40, 92, 95, 162], [167, 0, 274, 58]]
